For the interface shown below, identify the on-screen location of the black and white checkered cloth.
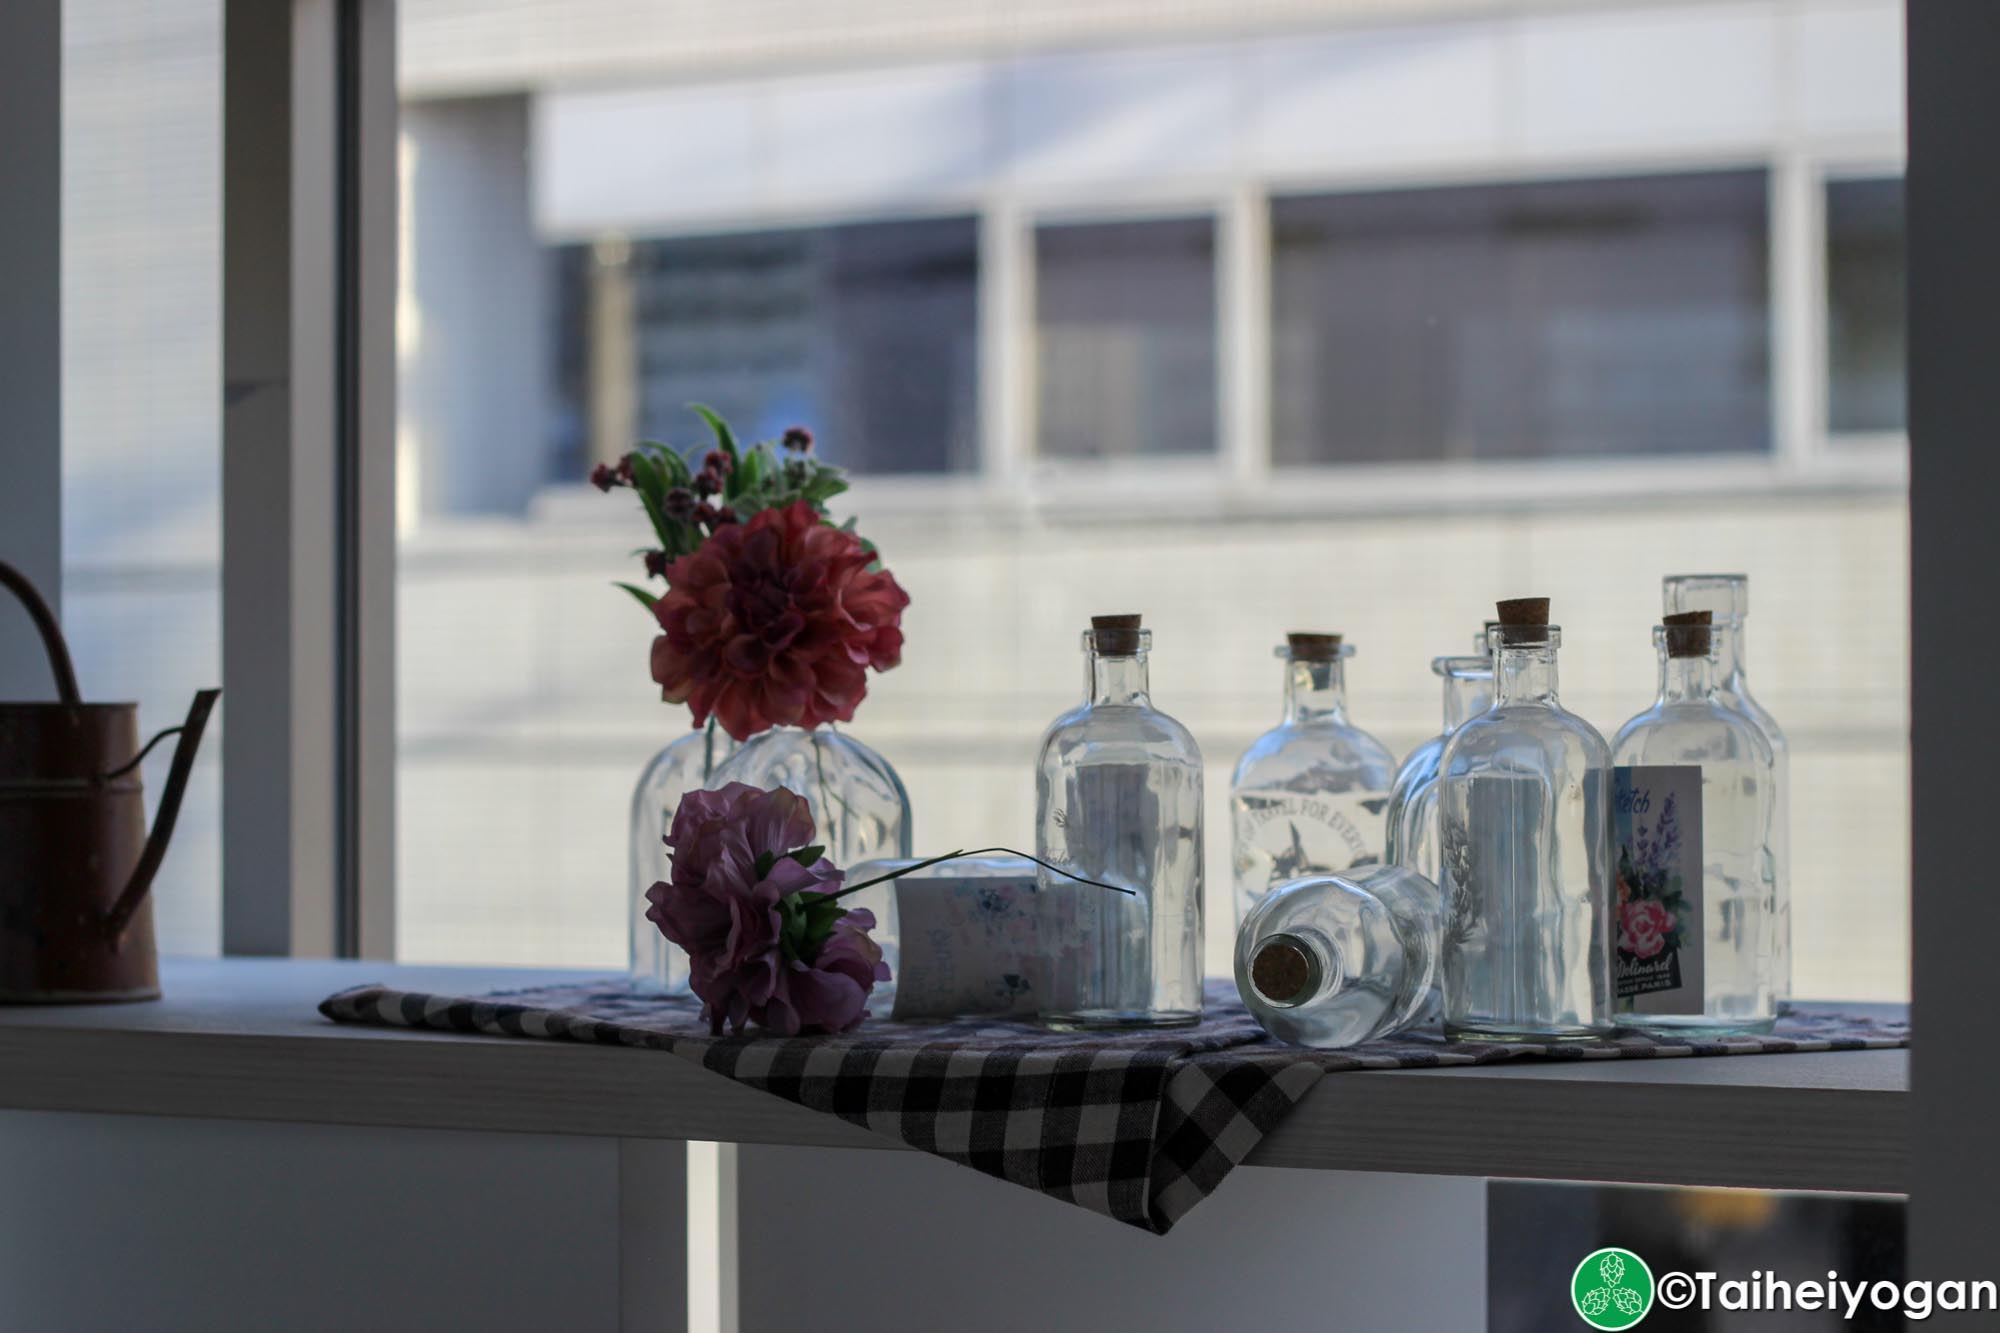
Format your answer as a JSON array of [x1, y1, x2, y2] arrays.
[[319, 979, 1906, 1234]]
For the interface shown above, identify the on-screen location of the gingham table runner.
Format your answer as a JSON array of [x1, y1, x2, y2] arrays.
[[319, 979, 1906, 1234]]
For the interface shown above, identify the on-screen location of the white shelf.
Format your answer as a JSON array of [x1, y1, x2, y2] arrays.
[[0, 958, 1907, 1194]]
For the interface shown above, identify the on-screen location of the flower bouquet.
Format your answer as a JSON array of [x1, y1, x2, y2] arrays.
[[596, 409, 913, 992]]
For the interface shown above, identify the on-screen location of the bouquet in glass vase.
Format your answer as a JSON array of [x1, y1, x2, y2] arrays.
[[593, 408, 913, 991]]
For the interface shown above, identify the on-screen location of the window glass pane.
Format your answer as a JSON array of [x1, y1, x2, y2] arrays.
[[1035, 217, 1217, 459], [616, 218, 980, 476], [1272, 171, 1771, 464], [1826, 176, 1907, 435], [60, 0, 222, 957]]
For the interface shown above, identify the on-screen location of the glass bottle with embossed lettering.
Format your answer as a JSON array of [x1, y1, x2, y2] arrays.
[[1036, 614, 1203, 1029], [1230, 633, 1398, 933], [1610, 611, 1778, 1035], [1663, 573, 1790, 1011], [1385, 634, 1495, 884], [1439, 598, 1612, 1042]]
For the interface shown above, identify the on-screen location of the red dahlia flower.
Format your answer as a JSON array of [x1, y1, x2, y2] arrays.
[[649, 500, 909, 741]]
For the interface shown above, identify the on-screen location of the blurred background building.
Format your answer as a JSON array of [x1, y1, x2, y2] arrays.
[[65, 0, 1908, 997]]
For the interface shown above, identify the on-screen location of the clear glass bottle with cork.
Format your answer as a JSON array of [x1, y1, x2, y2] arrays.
[[1384, 630, 1495, 884], [1035, 614, 1204, 1029], [1229, 632, 1398, 932], [1438, 597, 1612, 1042], [1662, 573, 1790, 1010], [1610, 610, 1779, 1035]]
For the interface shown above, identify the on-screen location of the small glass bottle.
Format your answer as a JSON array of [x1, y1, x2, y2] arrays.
[[1610, 612, 1778, 1035], [627, 723, 739, 992], [1439, 598, 1612, 1042], [1035, 614, 1203, 1029], [1384, 642, 1494, 883], [1229, 632, 1398, 931], [711, 723, 913, 869], [1662, 573, 1790, 1010], [1235, 865, 1441, 1048]]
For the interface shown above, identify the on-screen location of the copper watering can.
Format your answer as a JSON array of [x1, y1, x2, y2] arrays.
[[0, 560, 219, 1002]]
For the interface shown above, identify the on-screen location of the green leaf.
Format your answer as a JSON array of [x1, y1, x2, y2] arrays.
[[614, 582, 659, 611], [689, 404, 739, 460], [787, 844, 825, 867], [755, 850, 777, 880], [726, 444, 764, 501]]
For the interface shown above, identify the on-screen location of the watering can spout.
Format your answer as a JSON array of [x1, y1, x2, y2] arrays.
[[104, 688, 221, 942]]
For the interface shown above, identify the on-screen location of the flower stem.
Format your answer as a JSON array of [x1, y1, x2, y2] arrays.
[[826, 847, 1133, 901]]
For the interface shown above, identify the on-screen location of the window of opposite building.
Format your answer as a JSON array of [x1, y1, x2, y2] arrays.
[[1270, 170, 1773, 465]]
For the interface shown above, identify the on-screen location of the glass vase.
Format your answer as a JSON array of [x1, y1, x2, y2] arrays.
[[1438, 599, 1612, 1042], [1228, 633, 1398, 933], [1034, 615, 1203, 1029], [712, 723, 913, 870], [627, 722, 738, 992], [1610, 613, 1779, 1035]]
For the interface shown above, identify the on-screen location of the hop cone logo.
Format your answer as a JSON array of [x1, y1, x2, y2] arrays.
[[1570, 1248, 1654, 1329]]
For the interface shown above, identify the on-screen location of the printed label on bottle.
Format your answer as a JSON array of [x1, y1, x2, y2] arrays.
[[1232, 789, 1391, 890], [1612, 765, 1704, 1014]]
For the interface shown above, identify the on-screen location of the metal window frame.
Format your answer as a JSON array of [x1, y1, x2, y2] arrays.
[[222, 0, 396, 959]]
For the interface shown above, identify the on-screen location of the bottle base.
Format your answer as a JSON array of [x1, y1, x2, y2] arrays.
[[1041, 1009, 1201, 1032], [1445, 1020, 1609, 1044], [1616, 1014, 1778, 1038]]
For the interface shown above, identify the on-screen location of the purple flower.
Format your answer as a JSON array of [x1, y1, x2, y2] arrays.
[[703, 449, 734, 475], [781, 426, 814, 453], [589, 462, 620, 492], [643, 550, 669, 579], [663, 486, 696, 521], [644, 782, 887, 1035]]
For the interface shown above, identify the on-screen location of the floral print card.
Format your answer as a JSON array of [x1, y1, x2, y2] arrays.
[[892, 871, 1045, 1020], [1613, 765, 1704, 1016]]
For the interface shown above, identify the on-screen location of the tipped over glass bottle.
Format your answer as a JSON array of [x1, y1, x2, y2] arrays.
[[1439, 598, 1612, 1042], [1662, 573, 1790, 1010], [1035, 614, 1204, 1029], [1229, 632, 1397, 932], [1384, 637, 1494, 884], [1610, 611, 1778, 1035], [1235, 865, 1442, 1048]]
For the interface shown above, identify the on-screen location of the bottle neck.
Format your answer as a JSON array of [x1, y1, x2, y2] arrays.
[[1659, 651, 1721, 704], [1494, 643, 1561, 705], [1283, 657, 1348, 723], [1711, 617, 1749, 689], [1088, 651, 1151, 706], [1442, 671, 1490, 729]]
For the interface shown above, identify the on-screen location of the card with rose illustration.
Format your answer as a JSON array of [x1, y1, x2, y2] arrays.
[[1612, 765, 1704, 1015]]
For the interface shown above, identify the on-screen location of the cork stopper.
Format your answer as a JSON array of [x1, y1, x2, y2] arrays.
[[1493, 597, 1553, 646], [1090, 613, 1144, 655], [1285, 632, 1343, 662], [1250, 936, 1318, 1007], [1662, 610, 1713, 659]]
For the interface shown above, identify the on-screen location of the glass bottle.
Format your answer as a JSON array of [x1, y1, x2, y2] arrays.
[[1439, 598, 1612, 1042], [1662, 573, 1790, 1010], [1229, 633, 1398, 931], [627, 722, 738, 992], [1035, 614, 1203, 1029], [1235, 865, 1441, 1048], [1610, 612, 1778, 1035], [1384, 643, 1494, 883], [712, 723, 913, 868]]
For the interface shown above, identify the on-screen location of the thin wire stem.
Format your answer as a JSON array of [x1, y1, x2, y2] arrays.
[[825, 847, 1132, 902]]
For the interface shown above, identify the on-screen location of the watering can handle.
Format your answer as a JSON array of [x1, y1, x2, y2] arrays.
[[0, 559, 81, 705], [105, 688, 222, 942]]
